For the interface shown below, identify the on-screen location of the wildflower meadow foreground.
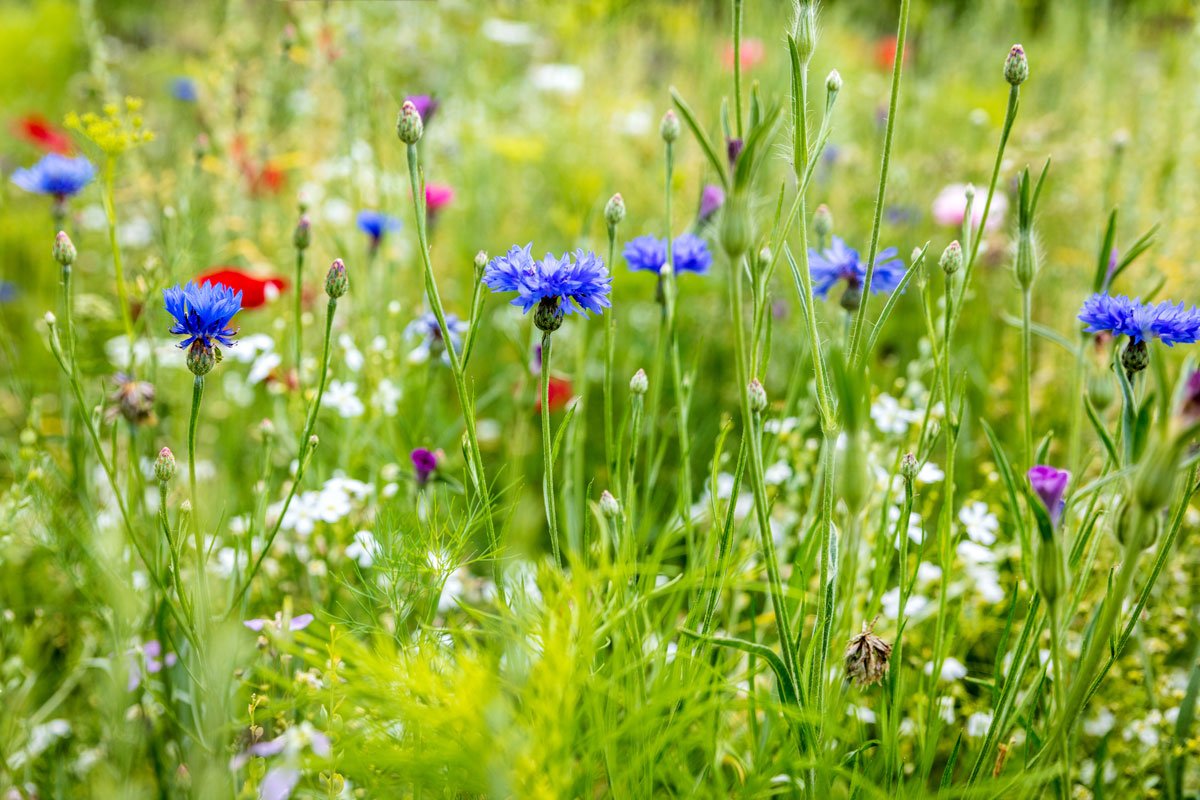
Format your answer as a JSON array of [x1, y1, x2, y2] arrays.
[[5, 0, 1200, 797]]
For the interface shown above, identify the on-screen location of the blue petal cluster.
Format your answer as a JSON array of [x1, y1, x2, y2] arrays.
[[1078, 293, 1200, 346], [356, 210, 401, 241], [11, 154, 95, 198], [163, 281, 243, 350], [484, 244, 612, 316], [808, 236, 905, 298], [405, 311, 467, 364], [170, 77, 198, 102], [623, 233, 712, 275]]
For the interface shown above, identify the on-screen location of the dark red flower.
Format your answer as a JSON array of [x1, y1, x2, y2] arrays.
[[14, 115, 73, 155], [534, 376, 574, 413], [195, 268, 288, 310]]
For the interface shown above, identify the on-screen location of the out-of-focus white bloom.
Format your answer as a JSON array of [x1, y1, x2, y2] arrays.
[[373, 378, 402, 416], [613, 108, 653, 136], [346, 530, 380, 567], [916, 562, 942, 583], [847, 705, 877, 724], [966, 711, 993, 738], [1084, 708, 1116, 738], [322, 197, 353, 225], [1123, 711, 1163, 748], [339, 334, 364, 372], [956, 540, 997, 566], [889, 506, 925, 547], [228, 333, 275, 364], [938, 696, 956, 724], [325, 380, 364, 418], [214, 547, 248, 578], [959, 501, 999, 545], [9, 719, 72, 768], [881, 587, 929, 620], [763, 417, 801, 434], [482, 18, 536, 46], [764, 461, 792, 485], [530, 64, 584, 95], [249, 351, 282, 385], [871, 393, 919, 435], [118, 216, 154, 248], [925, 657, 968, 682], [917, 462, 945, 484]]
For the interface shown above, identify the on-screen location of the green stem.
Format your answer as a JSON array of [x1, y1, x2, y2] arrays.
[[1021, 288, 1034, 469], [732, 0, 744, 139], [187, 375, 204, 509], [1048, 600, 1071, 798], [294, 248, 305, 389], [604, 222, 619, 482], [847, 0, 911, 365], [101, 158, 136, 354], [541, 331, 561, 566]]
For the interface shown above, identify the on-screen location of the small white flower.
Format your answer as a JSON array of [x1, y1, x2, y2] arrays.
[[847, 705, 877, 724], [1123, 711, 1162, 748], [346, 530, 380, 567], [925, 657, 967, 682], [339, 334, 364, 372], [966, 711, 993, 738], [958, 501, 999, 545], [956, 540, 997, 566], [871, 393, 918, 435], [764, 461, 792, 485], [373, 378, 402, 416], [325, 380, 365, 418], [482, 18, 537, 46], [916, 562, 943, 583], [1084, 707, 1116, 738], [881, 587, 930, 620], [248, 351, 281, 385], [889, 506, 925, 548], [531, 64, 584, 95], [938, 696, 956, 724], [917, 462, 945, 484]]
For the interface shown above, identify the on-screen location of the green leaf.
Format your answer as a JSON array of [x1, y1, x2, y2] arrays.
[[670, 87, 729, 189], [1092, 209, 1118, 292], [1084, 395, 1120, 466], [939, 731, 963, 789], [863, 244, 929, 362], [679, 630, 799, 706]]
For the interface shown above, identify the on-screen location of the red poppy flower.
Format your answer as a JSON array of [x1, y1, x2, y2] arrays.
[[14, 115, 73, 155], [534, 376, 574, 413], [874, 35, 912, 70], [721, 38, 765, 71], [196, 268, 288, 310]]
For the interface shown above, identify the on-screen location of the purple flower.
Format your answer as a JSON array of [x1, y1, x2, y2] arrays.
[[1028, 465, 1070, 527], [624, 234, 711, 275], [163, 280, 243, 350], [127, 640, 178, 691], [11, 154, 95, 198], [230, 722, 331, 800], [698, 184, 725, 222], [411, 448, 438, 485], [406, 94, 438, 124], [1078, 293, 1200, 346], [726, 137, 744, 167], [356, 210, 401, 245], [808, 236, 905, 298], [1183, 370, 1200, 423], [484, 244, 611, 317], [244, 611, 314, 633]]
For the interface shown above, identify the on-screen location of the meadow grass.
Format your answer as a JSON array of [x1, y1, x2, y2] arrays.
[[2, 0, 1200, 797]]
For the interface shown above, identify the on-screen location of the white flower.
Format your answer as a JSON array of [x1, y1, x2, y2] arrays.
[[530, 64, 584, 95], [118, 216, 154, 248], [958, 501, 999, 545], [322, 197, 353, 225], [214, 547, 248, 578], [482, 18, 537, 46], [966, 711, 993, 738], [938, 696, 956, 724], [1123, 711, 1163, 748], [925, 657, 967, 682], [956, 540, 997, 566], [916, 562, 943, 583], [313, 487, 352, 523], [339, 334, 364, 372], [967, 565, 1006, 604], [847, 705, 877, 724], [323, 474, 373, 501], [325, 380, 364, 418], [881, 587, 930, 620], [229, 333, 276, 363], [871, 393, 918, 435], [917, 462, 945, 484], [1084, 707, 1116, 738], [373, 378, 402, 416], [764, 461, 792, 486], [346, 530, 381, 567], [889, 506, 925, 548], [248, 351, 282, 385]]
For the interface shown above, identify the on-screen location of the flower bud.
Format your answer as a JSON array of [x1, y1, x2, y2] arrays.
[[1121, 339, 1149, 378], [748, 379, 768, 413], [180, 499, 192, 514], [154, 447, 176, 482], [308, 434, 320, 451], [599, 490, 621, 519], [720, 192, 753, 259], [1087, 369, 1115, 411], [939, 240, 963, 276], [838, 432, 869, 514], [186, 341, 216, 376], [54, 231, 77, 267], [839, 285, 862, 313], [604, 193, 626, 228], [44, 311, 57, 326], [534, 298, 564, 333], [473, 250, 488, 275], [660, 110, 680, 143], [825, 69, 842, 95], [792, 1, 818, 65], [630, 369, 649, 395], [900, 453, 919, 484], [1004, 44, 1029, 86], [1033, 533, 1061, 604], [813, 204, 833, 240], [260, 418, 276, 439], [293, 215, 311, 251], [1014, 231, 1037, 289], [324, 258, 348, 299], [396, 100, 424, 145], [1134, 440, 1179, 513]]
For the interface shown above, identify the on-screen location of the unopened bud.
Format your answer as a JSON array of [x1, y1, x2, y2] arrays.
[[900, 453, 919, 483], [630, 369, 649, 395], [324, 258, 348, 298], [813, 204, 833, 240], [53, 231, 76, 266], [44, 311, 57, 326], [604, 193, 626, 228], [1004, 44, 1028, 86], [259, 418, 276, 439], [474, 250, 488, 274], [180, 499, 192, 514], [660, 110, 680, 143], [293, 215, 311, 251], [599, 490, 621, 519], [748, 378, 768, 413], [792, 1, 818, 64], [396, 100, 424, 145], [939, 240, 963, 275], [1014, 231, 1037, 289], [825, 69, 842, 95], [154, 447, 176, 482]]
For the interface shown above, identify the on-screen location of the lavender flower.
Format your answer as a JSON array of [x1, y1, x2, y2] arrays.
[[244, 611, 314, 632], [11, 154, 95, 198], [1184, 370, 1200, 424], [698, 184, 725, 223], [808, 235, 905, 298], [163, 280, 243, 351], [356, 210, 401, 247], [1078, 293, 1200, 346], [411, 448, 438, 486], [1028, 465, 1070, 527], [405, 312, 466, 364], [483, 245, 611, 328], [127, 640, 177, 691], [623, 234, 712, 275], [230, 722, 331, 800]]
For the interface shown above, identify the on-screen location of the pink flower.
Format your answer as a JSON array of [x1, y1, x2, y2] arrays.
[[425, 183, 454, 214], [932, 183, 1008, 231], [722, 38, 765, 71]]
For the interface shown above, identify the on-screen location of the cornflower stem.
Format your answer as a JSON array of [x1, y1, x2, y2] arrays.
[[811, 431, 836, 730], [624, 392, 645, 559], [663, 139, 695, 562], [230, 298, 337, 609], [60, 255, 83, 488], [847, 0, 910, 365], [294, 247, 305, 390], [404, 143, 502, 588], [603, 222, 619, 481], [1020, 287, 1034, 468], [101, 157, 136, 354], [732, 0, 744, 138], [1047, 598, 1072, 798], [887, 478, 917, 788], [187, 374, 210, 615], [950, 84, 1020, 338], [540, 331, 562, 567]]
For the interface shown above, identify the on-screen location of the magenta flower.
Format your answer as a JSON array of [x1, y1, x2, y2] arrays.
[[932, 183, 1008, 231], [698, 184, 724, 222], [1028, 465, 1070, 527], [406, 94, 439, 124], [411, 448, 438, 486]]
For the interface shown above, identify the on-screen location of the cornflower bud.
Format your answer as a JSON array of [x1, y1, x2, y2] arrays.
[[154, 447, 176, 482], [900, 453, 919, 483], [293, 215, 311, 251], [1005, 44, 1029, 86], [54, 231, 76, 267], [324, 258, 348, 299], [604, 193, 626, 228], [825, 69, 842, 95], [748, 379, 768, 413], [660, 110, 680, 143], [813, 204, 833, 240], [396, 100, 424, 145], [939, 240, 963, 276], [474, 250, 488, 276], [599, 490, 621, 519], [630, 369, 649, 395], [792, 0, 818, 65]]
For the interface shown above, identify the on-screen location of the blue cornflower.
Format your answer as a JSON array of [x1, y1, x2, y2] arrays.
[[623, 233, 712, 275], [1078, 293, 1200, 346], [808, 235, 905, 298], [170, 77, 198, 102], [405, 311, 467, 364], [484, 244, 611, 328], [163, 281, 243, 351], [11, 154, 95, 198], [356, 210, 401, 245]]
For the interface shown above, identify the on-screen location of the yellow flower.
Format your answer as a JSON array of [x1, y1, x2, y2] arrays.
[[64, 96, 155, 157]]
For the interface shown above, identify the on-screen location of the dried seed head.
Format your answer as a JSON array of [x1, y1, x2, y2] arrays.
[[844, 620, 892, 688]]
